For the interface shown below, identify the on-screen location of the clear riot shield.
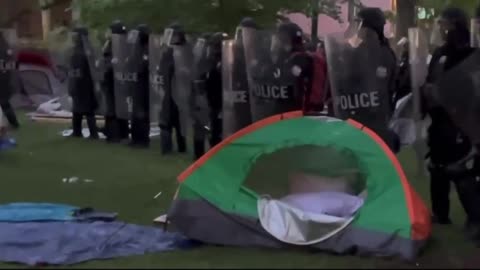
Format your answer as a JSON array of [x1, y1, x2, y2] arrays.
[[324, 28, 392, 137], [111, 33, 131, 120], [243, 28, 301, 122], [149, 34, 166, 124], [434, 50, 480, 144], [172, 44, 193, 136], [81, 35, 104, 115], [471, 19, 480, 48], [125, 29, 150, 120], [406, 28, 429, 174], [222, 39, 252, 137], [0, 29, 18, 103], [190, 38, 210, 132], [408, 27, 429, 121], [48, 32, 73, 111]]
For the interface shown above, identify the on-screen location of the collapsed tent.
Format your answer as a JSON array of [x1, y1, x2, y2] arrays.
[[168, 111, 431, 261], [11, 50, 69, 109]]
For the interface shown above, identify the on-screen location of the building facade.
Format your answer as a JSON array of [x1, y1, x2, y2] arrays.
[[288, 0, 395, 38], [0, 0, 72, 40]]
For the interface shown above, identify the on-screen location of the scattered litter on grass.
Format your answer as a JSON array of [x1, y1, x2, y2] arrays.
[[153, 214, 169, 224], [61, 129, 106, 140], [62, 177, 95, 184], [60, 127, 160, 139], [153, 192, 162, 199]]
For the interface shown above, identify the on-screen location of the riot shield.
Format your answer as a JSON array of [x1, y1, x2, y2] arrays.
[[222, 39, 252, 137], [324, 28, 393, 138], [172, 44, 193, 136], [190, 38, 210, 132], [149, 34, 166, 124], [81, 35, 104, 115], [471, 18, 480, 48], [0, 29, 18, 103], [408, 27, 429, 121], [434, 50, 480, 144], [111, 33, 131, 120], [243, 28, 301, 122], [48, 32, 73, 111], [125, 29, 150, 120]]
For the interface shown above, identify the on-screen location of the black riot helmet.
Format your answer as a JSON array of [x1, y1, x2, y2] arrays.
[[135, 24, 151, 46], [206, 32, 227, 60], [437, 7, 470, 48], [110, 20, 127, 35], [194, 32, 211, 60], [71, 26, 88, 47], [357, 7, 387, 44], [235, 17, 259, 42], [271, 21, 304, 62], [164, 22, 186, 46]]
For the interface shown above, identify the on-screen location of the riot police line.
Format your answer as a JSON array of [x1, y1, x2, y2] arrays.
[[41, 18, 337, 159], [0, 12, 452, 158]]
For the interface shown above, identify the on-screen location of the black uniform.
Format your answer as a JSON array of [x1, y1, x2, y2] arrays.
[[129, 24, 151, 148], [159, 23, 187, 155], [423, 8, 480, 242], [0, 32, 19, 129], [191, 33, 212, 159], [357, 8, 400, 152], [68, 27, 98, 139], [102, 20, 127, 142], [276, 22, 318, 113], [206, 33, 224, 146]]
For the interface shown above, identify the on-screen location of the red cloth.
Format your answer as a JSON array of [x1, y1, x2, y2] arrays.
[[16, 50, 53, 70]]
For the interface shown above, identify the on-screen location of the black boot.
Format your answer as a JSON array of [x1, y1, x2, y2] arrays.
[[160, 129, 173, 155], [71, 113, 83, 138], [118, 119, 130, 141], [1, 102, 19, 129], [177, 134, 187, 153], [86, 114, 99, 140], [193, 139, 205, 160], [429, 167, 452, 225], [209, 112, 223, 148]]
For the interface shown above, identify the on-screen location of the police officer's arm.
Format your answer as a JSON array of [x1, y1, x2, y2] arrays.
[[420, 48, 444, 118]]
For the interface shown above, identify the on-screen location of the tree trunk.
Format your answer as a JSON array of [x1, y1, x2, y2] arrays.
[[41, 8, 51, 40], [311, 0, 319, 42], [396, 0, 416, 41], [347, 0, 355, 22]]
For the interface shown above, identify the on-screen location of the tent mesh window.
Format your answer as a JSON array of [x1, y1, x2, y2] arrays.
[[19, 70, 53, 96], [244, 145, 367, 199]]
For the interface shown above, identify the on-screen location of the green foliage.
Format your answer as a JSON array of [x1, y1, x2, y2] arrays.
[[75, 0, 344, 35], [418, 0, 480, 18]]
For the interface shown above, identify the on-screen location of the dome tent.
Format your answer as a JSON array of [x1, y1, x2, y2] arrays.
[[168, 111, 431, 261]]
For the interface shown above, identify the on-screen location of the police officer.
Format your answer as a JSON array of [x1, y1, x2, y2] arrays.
[[357, 7, 400, 152], [159, 23, 187, 155], [68, 26, 99, 139], [205, 32, 225, 148], [129, 24, 151, 148], [423, 7, 480, 244], [0, 31, 19, 129], [191, 32, 212, 160], [101, 20, 125, 143]]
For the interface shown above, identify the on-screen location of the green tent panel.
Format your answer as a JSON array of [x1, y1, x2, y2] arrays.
[[168, 111, 431, 261]]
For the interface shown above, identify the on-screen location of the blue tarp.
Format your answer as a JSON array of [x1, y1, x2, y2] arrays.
[[0, 203, 117, 222], [0, 221, 197, 266], [0, 138, 16, 151]]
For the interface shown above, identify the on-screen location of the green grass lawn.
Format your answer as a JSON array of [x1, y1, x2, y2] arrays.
[[0, 116, 478, 269]]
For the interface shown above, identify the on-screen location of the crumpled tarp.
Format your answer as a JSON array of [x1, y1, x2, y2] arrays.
[[0, 221, 197, 266], [0, 203, 117, 222]]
